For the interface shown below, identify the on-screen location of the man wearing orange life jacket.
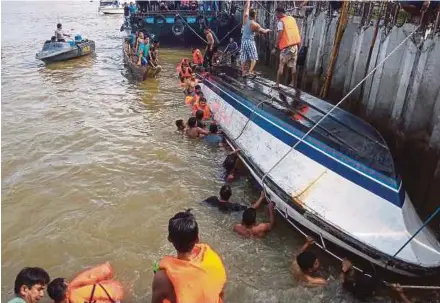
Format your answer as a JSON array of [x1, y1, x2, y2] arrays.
[[192, 96, 211, 120], [272, 7, 301, 88], [151, 210, 226, 303], [191, 48, 203, 66], [47, 262, 123, 303]]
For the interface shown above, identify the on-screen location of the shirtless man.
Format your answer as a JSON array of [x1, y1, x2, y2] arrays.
[[233, 191, 275, 238], [185, 117, 209, 139], [291, 236, 328, 287]]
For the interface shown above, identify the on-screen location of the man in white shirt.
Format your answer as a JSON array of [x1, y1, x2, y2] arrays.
[[54, 23, 70, 42]]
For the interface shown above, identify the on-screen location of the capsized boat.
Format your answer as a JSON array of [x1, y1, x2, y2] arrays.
[[122, 38, 161, 81], [36, 36, 95, 63], [200, 66, 440, 277], [99, 0, 124, 14]]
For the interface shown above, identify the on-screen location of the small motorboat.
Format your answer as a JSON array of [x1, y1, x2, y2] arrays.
[[122, 37, 161, 81], [99, 0, 124, 14], [36, 36, 95, 64]]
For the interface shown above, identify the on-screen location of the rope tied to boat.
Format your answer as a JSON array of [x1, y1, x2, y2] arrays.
[[176, 14, 207, 44]]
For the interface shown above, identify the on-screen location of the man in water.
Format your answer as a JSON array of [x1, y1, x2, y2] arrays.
[[240, 0, 271, 77], [204, 184, 247, 212], [233, 191, 275, 238], [223, 37, 239, 66], [291, 236, 328, 287], [55, 24, 70, 42], [151, 210, 226, 303], [272, 7, 301, 88], [223, 148, 243, 181], [175, 119, 185, 132], [185, 117, 209, 139], [8, 267, 50, 303], [149, 40, 160, 67], [195, 110, 206, 129], [192, 97, 211, 120], [203, 124, 223, 146]]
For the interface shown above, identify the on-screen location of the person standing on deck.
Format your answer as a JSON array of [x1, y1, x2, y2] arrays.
[[151, 210, 227, 303], [272, 7, 301, 88], [203, 27, 217, 71], [240, 0, 270, 77], [123, 3, 130, 22], [223, 37, 239, 66]]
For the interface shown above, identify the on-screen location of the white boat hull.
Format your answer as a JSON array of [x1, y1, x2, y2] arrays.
[[99, 7, 124, 14], [201, 74, 440, 277]]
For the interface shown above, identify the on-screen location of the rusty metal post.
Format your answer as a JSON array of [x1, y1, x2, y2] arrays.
[[320, 1, 350, 99], [359, 2, 385, 101]]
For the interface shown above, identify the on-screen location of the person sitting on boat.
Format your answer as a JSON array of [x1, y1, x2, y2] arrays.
[[240, 0, 271, 77], [151, 210, 227, 303], [203, 184, 248, 212], [223, 37, 239, 66], [292, 236, 328, 287], [7, 267, 50, 303], [47, 263, 124, 303], [136, 35, 150, 66], [272, 7, 301, 88], [195, 110, 206, 129], [185, 117, 209, 139], [149, 40, 160, 67], [192, 97, 211, 120], [203, 123, 224, 146], [233, 192, 276, 238], [134, 31, 144, 55], [55, 23, 70, 42], [175, 119, 186, 132]]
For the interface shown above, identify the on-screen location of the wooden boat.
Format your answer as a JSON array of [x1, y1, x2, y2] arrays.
[[122, 40, 161, 81], [200, 66, 440, 277]]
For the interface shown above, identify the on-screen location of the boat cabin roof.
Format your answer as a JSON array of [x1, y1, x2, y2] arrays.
[[208, 67, 396, 180]]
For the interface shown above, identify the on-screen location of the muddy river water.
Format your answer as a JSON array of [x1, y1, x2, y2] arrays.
[[1, 2, 437, 302]]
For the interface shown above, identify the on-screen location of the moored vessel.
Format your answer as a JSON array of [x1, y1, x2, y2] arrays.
[[200, 66, 440, 278]]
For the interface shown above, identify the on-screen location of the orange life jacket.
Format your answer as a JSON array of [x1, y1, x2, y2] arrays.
[[179, 66, 192, 79], [159, 244, 226, 303], [176, 58, 190, 73], [192, 103, 211, 120], [67, 262, 124, 303], [192, 49, 203, 65], [278, 16, 301, 50]]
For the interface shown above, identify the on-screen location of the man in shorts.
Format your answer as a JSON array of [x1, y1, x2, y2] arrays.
[[272, 7, 301, 88]]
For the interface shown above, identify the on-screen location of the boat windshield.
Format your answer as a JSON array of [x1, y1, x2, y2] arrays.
[[211, 71, 396, 179], [42, 42, 72, 51]]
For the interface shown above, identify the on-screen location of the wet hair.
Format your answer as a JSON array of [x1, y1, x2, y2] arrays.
[[187, 117, 197, 128], [249, 9, 256, 19], [296, 251, 317, 272], [199, 97, 207, 104], [195, 84, 201, 90], [242, 208, 257, 226], [47, 278, 67, 302], [209, 124, 218, 134], [14, 267, 50, 295], [345, 273, 377, 300], [175, 119, 184, 130], [57, 23, 62, 29], [192, 48, 197, 53], [195, 110, 204, 120], [275, 7, 286, 14], [219, 184, 232, 201], [168, 209, 199, 253], [223, 154, 237, 174]]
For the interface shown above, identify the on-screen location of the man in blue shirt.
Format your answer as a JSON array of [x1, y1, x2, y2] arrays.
[[204, 124, 223, 146]]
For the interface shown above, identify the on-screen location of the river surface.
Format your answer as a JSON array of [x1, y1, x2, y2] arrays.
[[1, 2, 437, 303]]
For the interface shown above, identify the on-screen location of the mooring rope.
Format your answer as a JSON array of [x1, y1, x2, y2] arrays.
[[177, 14, 207, 43], [260, 24, 420, 188]]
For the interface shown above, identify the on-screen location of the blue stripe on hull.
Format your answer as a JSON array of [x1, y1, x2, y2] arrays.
[[204, 79, 406, 207]]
